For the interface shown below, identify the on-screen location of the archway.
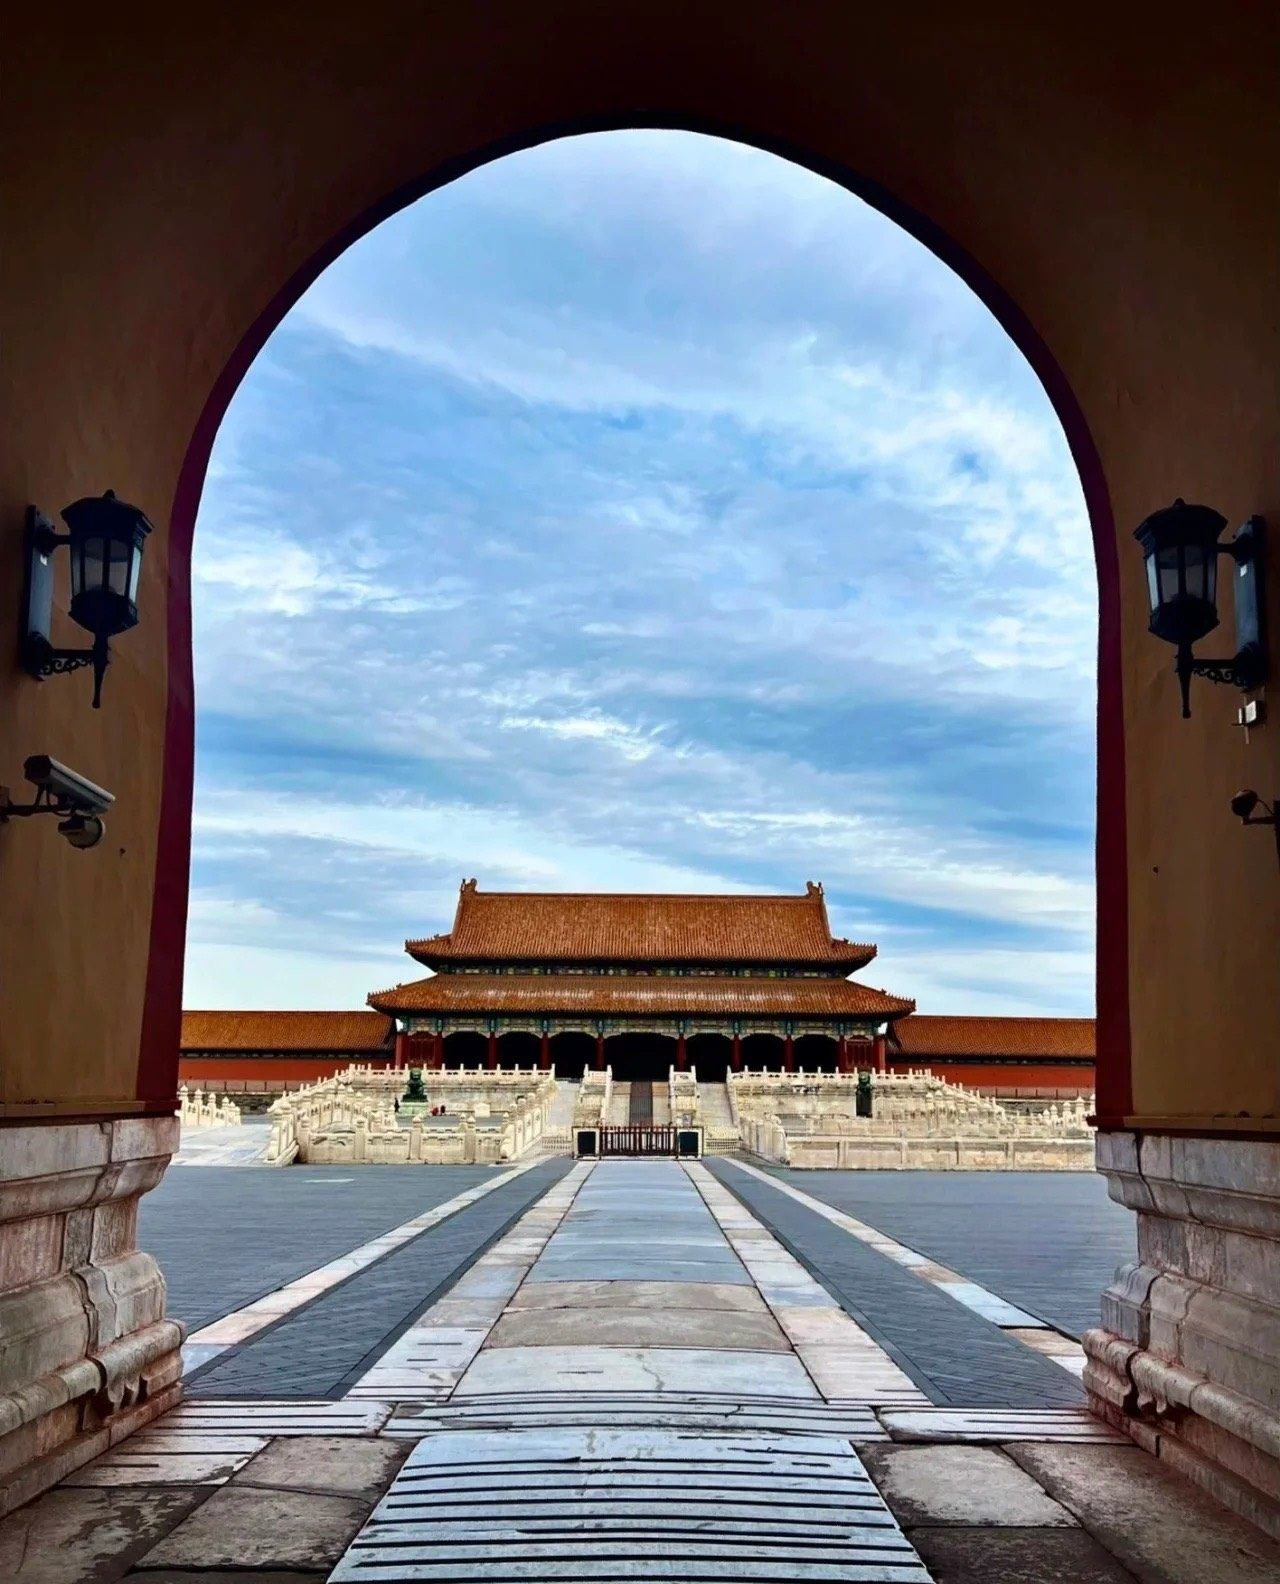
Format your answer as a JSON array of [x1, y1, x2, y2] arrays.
[[9, 9, 1280, 1532]]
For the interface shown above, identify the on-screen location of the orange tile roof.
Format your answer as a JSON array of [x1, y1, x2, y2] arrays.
[[369, 973, 913, 1020], [408, 880, 876, 968], [181, 1010, 393, 1053], [892, 1015, 1095, 1060]]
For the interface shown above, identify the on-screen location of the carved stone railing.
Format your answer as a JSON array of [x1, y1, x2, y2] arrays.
[[177, 1085, 242, 1129], [573, 1066, 612, 1130], [265, 1066, 557, 1166], [727, 1070, 1095, 1169]]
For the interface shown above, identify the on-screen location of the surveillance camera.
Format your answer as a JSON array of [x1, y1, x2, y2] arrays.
[[1230, 789, 1260, 821], [57, 813, 105, 850], [22, 755, 114, 817]]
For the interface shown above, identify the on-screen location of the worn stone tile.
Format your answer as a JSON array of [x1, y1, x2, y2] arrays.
[[486, 1305, 789, 1351], [234, 1436, 407, 1502], [910, 1526, 1138, 1583], [132, 1486, 370, 1572], [863, 1445, 1076, 1527], [455, 1344, 819, 1397], [1008, 1443, 1280, 1583], [0, 1486, 203, 1584], [506, 1279, 767, 1312]]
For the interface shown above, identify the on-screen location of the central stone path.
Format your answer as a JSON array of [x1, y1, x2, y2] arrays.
[[334, 1160, 935, 1580]]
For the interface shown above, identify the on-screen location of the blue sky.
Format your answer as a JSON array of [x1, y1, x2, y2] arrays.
[[187, 131, 1096, 1016]]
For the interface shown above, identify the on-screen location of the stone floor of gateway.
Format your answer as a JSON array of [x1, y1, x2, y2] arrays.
[[4, 1161, 1279, 1583]]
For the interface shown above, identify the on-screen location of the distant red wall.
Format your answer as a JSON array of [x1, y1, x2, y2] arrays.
[[887, 1058, 1095, 1095], [180, 1056, 395, 1087]]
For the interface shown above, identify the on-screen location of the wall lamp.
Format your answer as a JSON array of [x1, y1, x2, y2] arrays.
[[20, 491, 153, 709], [0, 755, 114, 850], [1134, 500, 1266, 719]]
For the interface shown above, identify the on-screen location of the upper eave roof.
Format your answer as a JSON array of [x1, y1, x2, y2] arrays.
[[407, 880, 876, 969]]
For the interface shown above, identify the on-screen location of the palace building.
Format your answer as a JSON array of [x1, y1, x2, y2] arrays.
[[178, 882, 1096, 1099], [367, 879, 913, 1082]]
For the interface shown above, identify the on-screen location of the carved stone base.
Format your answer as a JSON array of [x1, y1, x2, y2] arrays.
[[1087, 1130, 1280, 1538], [0, 1116, 184, 1516]]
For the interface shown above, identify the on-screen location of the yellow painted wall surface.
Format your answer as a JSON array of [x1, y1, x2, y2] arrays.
[[2, 3, 1276, 1122]]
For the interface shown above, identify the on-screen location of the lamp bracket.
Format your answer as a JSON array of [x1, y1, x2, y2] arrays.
[[1188, 641, 1267, 691]]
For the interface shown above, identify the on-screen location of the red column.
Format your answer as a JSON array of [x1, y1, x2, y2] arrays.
[[676, 1034, 687, 1072], [394, 1032, 409, 1070], [594, 1034, 605, 1071], [783, 1034, 795, 1073], [487, 1031, 498, 1070], [433, 1032, 444, 1070], [539, 1032, 551, 1070], [874, 1034, 887, 1073], [730, 1034, 742, 1072], [837, 1036, 849, 1075]]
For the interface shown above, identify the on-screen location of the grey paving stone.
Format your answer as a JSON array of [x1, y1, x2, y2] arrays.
[[862, 1445, 1077, 1526], [0, 1486, 204, 1584], [707, 1160, 1086, 1408], [235, 1437, 407, 1502], [909, 1526, 1139, 1583], [1008, 1443, 1280, 1584], [762, 1167, 1136, 1338], [132, 1486, 369, 1572], [187, 1160, 570, 1398]]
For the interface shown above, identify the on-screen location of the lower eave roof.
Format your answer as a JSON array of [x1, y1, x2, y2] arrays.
[[181, 1010, 393, 1053], [368, 974, 913, 1020], [892, 1014, 1095, 1059]]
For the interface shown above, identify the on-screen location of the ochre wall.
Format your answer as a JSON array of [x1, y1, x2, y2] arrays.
[[2, 4, 1277, 1128]]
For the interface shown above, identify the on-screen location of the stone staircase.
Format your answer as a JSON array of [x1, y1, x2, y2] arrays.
[[695, 1081, 740, 1154], [606, 1082, 632, 1126]]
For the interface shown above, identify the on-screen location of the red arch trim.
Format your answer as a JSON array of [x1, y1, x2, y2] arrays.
[[140, 117, 1130, 1120]]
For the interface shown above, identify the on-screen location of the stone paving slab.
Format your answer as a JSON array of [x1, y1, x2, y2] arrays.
[[862, 1444, 1078, 1526], [0, 1487, 203, 1584], [132, 1485, 371, 1572], [1007, 1443, 1280, 1583], [454, 1343, 821, 1397], [909, 1526, 1138, 1583], [507, 1278, 769, 1311], [486, 1304, 790, 1350]]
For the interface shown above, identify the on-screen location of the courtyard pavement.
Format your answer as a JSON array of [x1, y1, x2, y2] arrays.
[[3, 1159, 1279, 1582]]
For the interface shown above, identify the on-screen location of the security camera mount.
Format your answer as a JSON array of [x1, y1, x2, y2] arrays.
[[1230, 789, 1280, 864], [0, 755, 113, 851]]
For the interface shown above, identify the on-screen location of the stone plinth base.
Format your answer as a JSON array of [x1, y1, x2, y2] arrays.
[[1087, 1130, 1280, 1538], [0, 1116, 184, 1516]]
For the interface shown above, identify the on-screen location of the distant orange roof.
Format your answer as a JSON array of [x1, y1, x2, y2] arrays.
[[181, 1010, 393, 1053], [369, 973, 912, 1020], [893, 1015, 1095, 1060], [408, 880, 875, 969]]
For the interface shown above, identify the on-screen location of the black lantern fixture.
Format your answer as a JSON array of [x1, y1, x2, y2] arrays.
[[20, 490, 153, 709], [1133, 500, 1266, 718]]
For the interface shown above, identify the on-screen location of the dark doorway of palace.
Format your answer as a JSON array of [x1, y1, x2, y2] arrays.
[[550, 1031, 595, 1080], [606, 1032, 677, 1082]]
